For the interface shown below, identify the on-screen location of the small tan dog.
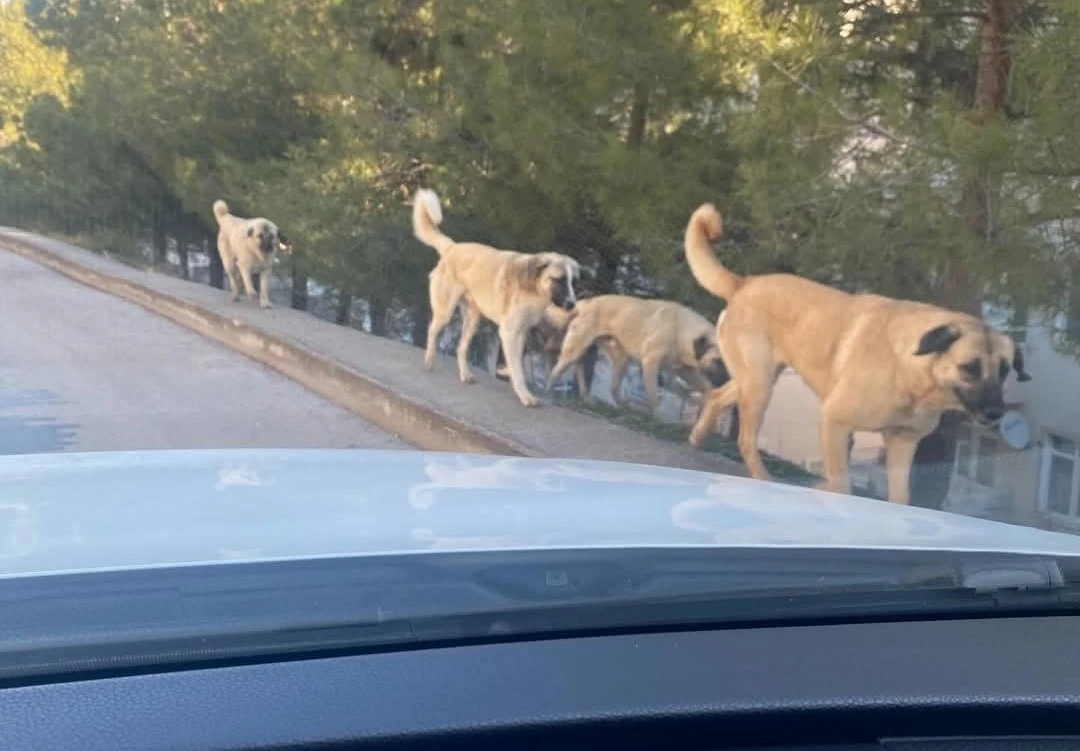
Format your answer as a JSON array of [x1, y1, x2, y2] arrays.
[[683, 203, 1030, 505], [545, 294, 729, 413], [411, 189, 581, 407], [213, 200, 290, 309]]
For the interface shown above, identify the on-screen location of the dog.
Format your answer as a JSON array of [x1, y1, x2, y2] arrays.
[[545, 294, 729, 414], [683, 203, 1030, 505], [494, 304, 578, 383], [411, 189, 581, 407], [213, 200, 290, 308]]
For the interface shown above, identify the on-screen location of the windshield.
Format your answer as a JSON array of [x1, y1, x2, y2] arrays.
[[1, 0, 1079, 675]]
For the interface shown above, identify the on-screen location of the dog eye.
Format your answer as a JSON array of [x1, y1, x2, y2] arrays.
[[960, 360, 982, 379]]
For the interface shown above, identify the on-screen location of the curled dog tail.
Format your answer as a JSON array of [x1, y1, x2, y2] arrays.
[[684, 203, 741, 301], [212, 200, 230, 223], [411, 189, 455, 256]]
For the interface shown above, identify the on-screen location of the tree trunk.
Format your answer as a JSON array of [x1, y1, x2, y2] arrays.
[[335, 292, 353, 326], [151, 216, 167, 267], [291, 272, 309, 311], [208, 233, 224, 289], [410, 306, 427, 348], [951, 0, 1019, 316], [370, 300, 388, 337], [176, 234, 190, 280], [627, 83, 649, 148]]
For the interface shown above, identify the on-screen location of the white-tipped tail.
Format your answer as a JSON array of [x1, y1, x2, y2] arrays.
[[684, 203, 741, 301], [213, 199, 229, 223], [411, 189, 455, 256]]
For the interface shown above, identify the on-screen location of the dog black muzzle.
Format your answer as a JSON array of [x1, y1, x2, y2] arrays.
[[550, 279, 574, 310], [957, 385, 1005, 426]]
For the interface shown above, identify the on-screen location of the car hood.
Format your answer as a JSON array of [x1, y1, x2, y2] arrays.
[[1, 449, 1078, 578]]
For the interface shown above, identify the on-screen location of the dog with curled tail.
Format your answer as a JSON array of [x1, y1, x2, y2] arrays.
[[411, 188, 581, 407], [682, 202, 1030, 505], [212, 199, 290, 309]]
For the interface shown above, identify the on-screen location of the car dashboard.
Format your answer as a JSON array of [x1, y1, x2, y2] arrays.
[[2, 613, 1079, 750]]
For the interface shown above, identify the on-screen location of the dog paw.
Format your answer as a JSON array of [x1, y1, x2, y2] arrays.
[[687, 430, 705, 448], [519, 394, 540, 408], [259, 302, 272, 309], [460, 373, 475, 385]]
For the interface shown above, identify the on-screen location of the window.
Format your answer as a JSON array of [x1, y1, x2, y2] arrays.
[[1040, 433, 1080, 520], [953, 423, 998, 488]]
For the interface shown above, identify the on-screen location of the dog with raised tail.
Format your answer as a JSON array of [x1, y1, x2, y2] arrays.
[[212, 199, 290, 309], [411, 188, 581, 407], [683, 202, 1029, 505]]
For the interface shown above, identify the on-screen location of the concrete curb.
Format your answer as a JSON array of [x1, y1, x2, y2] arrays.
[[0, 234, 537, 458]]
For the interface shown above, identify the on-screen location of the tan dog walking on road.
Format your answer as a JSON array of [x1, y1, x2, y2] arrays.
[[683, 203, 1030, 505], [545, 294, 729, 414], [411, 189, 581, 407], [213, 200, 290, 309]]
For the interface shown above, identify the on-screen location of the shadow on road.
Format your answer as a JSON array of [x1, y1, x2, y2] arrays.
[[0, 416, 79, 454]]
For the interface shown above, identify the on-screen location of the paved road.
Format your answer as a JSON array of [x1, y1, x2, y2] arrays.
[[0, 251, 410, 454]]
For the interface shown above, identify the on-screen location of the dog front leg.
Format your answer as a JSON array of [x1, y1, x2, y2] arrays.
[[500, 320, 539, 408], [239, 265, 258, 302], [882, 430, 920, 505], [258, 268, 273, 309], [688, 381, 738, 447], [818, 419, 853, 496], [223, 262, 242, 303], [640, 354, 663, 415]]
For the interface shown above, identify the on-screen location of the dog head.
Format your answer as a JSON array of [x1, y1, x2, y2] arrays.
[[526, 253, 581, 311], [913, 317, 1031, 426], [246, 221, 290, 257], [692, 333, 730, 387]]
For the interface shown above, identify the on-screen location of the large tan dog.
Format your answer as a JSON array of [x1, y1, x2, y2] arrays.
[[545, 294, 729, 413], [213, 200, 290, 308], [683, 203, 1031, 505], [411, 189, 581, 407]]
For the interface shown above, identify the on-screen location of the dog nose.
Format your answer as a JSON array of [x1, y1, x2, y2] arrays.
[[562, 299, 575, 311], [983, 405, 1004, 423]]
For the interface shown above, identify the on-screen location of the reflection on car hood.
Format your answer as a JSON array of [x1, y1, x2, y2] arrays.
[[1, 449, 1079, 578]]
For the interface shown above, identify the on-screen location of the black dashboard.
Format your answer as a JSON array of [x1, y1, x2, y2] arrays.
[[3, 614, 1080, 750], [0, 618, 1075, 751]]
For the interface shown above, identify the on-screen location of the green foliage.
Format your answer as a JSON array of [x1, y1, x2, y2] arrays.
[[1, 0, 1078, 340]]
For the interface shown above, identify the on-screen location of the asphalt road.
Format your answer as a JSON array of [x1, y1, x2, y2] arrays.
[[0, 250, 410, 454]]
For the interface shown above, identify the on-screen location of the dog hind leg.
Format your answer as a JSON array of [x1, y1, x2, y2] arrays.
[[424, 273, 462, 372], [456, 303, 483, 384], [546, 320, 595, 392], [604, 343, 630, 405]]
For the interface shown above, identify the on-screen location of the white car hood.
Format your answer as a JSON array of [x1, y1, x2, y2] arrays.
[[1, 449, 1078, 578]]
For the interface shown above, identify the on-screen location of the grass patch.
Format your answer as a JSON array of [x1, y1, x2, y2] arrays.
[[559, 397, 819, 484]]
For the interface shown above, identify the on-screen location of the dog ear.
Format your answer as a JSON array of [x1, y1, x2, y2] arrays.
[[277, 231, 288, 245], [246, 226, 254, 238], [524, 256, 549, 284], [1013, 346, 1032, 382], [914, 324, 962, 356], [692, 335, 711, 361]]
